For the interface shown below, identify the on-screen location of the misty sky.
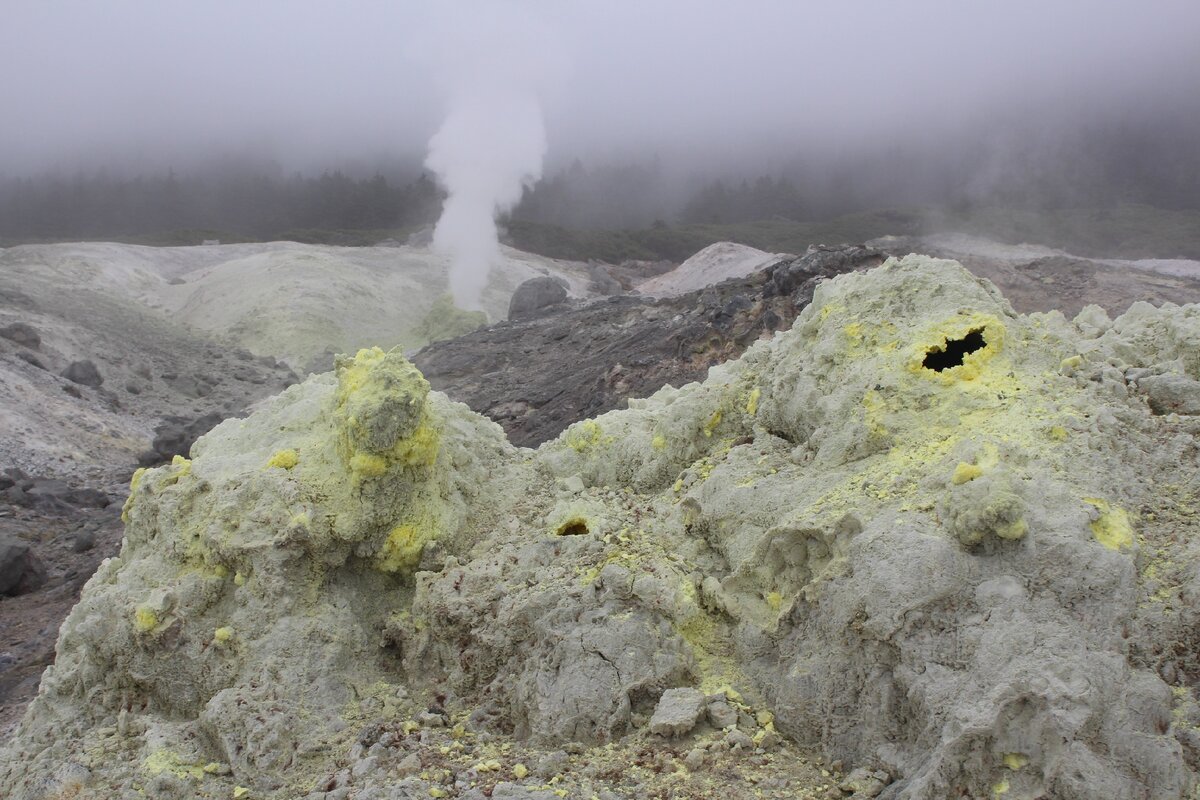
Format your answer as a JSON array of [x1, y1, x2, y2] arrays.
[[2, 0, 1199, 176]]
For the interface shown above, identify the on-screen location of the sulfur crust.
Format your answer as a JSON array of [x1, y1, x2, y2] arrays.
[[266, 449, 299, 470], [1085, 497, 1135, 551], [8, 256, 1200, 800]]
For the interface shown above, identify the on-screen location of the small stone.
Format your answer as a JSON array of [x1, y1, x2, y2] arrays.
[[684, 748, 706, 770], [563, 475, 585, 494], [72, 531, 96, 553], [649, 687, 706, 737], [839, 767, 887, 797], [707, 699, 738, 729], [396, 753, 421, 776], [534, 750, 568, 777], [725, 728, 753, 751], [417, 710, 446, 728], [351, 755, 380, 779], [755, 728, 781, 750]]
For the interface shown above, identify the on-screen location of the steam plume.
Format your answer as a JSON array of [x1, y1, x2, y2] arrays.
[[417, 5, 555, 311]]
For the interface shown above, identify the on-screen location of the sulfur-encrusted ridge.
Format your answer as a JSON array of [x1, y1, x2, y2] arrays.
[[3, 256, 1200, 799]]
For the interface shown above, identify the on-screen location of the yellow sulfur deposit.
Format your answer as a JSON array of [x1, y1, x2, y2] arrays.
[[952, 462, 983, 484], [332, 346, 441, 481], [133, 604, 159, 633], [377, 522, 435, 572], [1085, 498, 1135, 551], [266, 449, 299, 470]]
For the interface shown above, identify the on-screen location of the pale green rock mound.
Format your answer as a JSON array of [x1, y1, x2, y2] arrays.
[[3, 256, 1200, 800]]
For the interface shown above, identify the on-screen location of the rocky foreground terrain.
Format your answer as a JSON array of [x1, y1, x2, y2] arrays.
[[0, 241, 593, 736], [2, 254, 1200, 799], [2, 235, 1200, 798]]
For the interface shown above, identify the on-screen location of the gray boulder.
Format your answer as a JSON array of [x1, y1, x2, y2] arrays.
[[0, 534, 47, 596], [508, 277, 568, 319], [649, 688, 707, 737], [61, 359, 103, 388]]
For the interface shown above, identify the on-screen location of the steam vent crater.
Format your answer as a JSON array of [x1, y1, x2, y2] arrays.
[[5, 255, 1200, 800]]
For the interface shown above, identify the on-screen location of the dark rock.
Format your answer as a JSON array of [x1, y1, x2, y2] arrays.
[[0, 534, 47, 596], [415, 244, 881, 447], [508, 277, 568, 319], [72, 530, 96, 553], [66, 488, 110, 509], [0, 322, 41, 350], [15, 351, 46, 369], [139, 411, 226, 466], [62, 359, 103, 387], [125, 382, 142, 395]]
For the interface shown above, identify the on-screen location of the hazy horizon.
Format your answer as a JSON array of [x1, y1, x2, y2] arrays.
[[1, 0, 1197, 183]]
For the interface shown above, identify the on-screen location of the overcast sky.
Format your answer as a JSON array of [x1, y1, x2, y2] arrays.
[[2, 0, 1198, 176]]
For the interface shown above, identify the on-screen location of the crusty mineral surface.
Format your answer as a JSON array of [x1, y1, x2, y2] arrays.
[[4, 256, 1200, 799]]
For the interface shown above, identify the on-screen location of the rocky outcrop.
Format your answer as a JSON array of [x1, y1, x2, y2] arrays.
[[3, 257, 1200, 800], [414, 244, 884, 447]]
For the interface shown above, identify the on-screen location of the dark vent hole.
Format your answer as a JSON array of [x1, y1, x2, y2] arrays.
[[557, 519, 590, 536], [923, 328, 987, 372]]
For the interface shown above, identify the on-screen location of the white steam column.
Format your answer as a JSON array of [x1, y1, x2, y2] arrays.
[[416, 6, 556, 312]]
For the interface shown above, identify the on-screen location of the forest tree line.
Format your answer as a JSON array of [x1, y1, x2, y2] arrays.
[[2, 117, 1197, 244]]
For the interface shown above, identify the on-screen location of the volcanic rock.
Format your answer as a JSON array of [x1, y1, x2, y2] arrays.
[[648, 688, 706, 737], [0, 535, 47, 596], [61, 359, 103, 387], [139, 411, 226, 466], [4, 257, 1200, 800], [0, 322, 41, 350], [414, 244, 883, 447], [508, 276, 568, 318]]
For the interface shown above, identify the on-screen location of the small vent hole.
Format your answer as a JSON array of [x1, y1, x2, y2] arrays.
[[556, 518, 590, 536], [923, 328, 987, 372]]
